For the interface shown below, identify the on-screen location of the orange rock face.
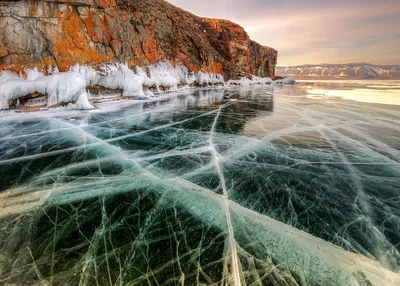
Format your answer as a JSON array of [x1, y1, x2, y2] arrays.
[[0, 0, 277, 78]]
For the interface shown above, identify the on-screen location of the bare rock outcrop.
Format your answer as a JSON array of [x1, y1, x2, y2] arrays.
[[0, 0, 277, 78]]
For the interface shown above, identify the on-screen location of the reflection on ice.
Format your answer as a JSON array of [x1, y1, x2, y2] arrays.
[[0, 83, 400, 285], [304, 80, 400, 105]]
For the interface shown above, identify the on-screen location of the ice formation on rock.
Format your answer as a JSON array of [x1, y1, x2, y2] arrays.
[[136, 61, 224, 92], [197, 71, 225, 85], [0, 71, 88, 109], [137, 61, 181, 91], [0, 61, 297, 110], [226, 76, 295, 87], [25, 67, 45, 81], [274, 77, 296, 84], [0, 70, 20, 85], [70, 64, 99, 86], [70, 63, 145, 97], [74, 92, 94, 109]]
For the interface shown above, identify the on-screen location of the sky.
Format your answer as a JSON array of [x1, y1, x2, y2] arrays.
[[167, 0, 400, 66]]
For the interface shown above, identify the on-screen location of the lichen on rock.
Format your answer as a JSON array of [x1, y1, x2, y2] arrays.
[[0, 0, 277, 78]]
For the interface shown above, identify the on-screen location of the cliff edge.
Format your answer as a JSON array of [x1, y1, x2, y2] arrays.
[[0, 0, 277, 78]]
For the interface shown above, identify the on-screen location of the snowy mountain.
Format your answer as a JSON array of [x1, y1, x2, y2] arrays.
[[276, 63, 400, 80]]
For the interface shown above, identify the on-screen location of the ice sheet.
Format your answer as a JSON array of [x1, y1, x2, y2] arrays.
[[0, 81, 399, 285]]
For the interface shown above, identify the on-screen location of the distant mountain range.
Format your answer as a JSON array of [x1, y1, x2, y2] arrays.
[[275, 63, 400, 80]]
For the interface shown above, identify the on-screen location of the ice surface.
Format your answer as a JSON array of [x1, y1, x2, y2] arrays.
[[0, 81, 399, 285]]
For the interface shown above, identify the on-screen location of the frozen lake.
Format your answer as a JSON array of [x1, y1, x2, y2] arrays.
[[0, 81, 400, 285]]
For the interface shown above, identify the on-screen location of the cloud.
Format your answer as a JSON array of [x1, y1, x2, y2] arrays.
[[167, 0, 400, 65]]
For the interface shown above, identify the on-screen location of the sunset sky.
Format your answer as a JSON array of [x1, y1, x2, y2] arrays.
[[167, 0, 400, 66]]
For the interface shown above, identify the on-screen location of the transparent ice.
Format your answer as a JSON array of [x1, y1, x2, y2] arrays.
[[0, 81, 399, 285]]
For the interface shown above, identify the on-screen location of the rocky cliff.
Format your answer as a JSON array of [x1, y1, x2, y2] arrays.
[[0, 0, 277, 79]]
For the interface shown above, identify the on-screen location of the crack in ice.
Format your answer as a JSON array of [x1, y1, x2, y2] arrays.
[[208, 101, 242, 286]]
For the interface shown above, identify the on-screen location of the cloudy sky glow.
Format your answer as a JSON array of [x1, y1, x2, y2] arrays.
[[167, 0, 400, 65]]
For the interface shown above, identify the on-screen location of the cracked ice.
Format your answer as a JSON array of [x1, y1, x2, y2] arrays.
[[0, 81, 400, 286]]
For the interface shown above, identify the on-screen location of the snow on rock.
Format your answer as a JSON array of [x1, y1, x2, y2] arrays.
[[0, 72, 88, 109]]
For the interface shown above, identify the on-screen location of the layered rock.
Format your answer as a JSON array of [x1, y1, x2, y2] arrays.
[[0, 0, 277, 78]]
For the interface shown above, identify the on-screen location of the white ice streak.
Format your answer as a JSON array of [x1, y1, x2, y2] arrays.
[[208, 101, 242, 286], [4, 152, 399, 286]]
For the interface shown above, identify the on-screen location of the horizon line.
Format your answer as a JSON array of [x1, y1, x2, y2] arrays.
[[277, 63, 400, 67]]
